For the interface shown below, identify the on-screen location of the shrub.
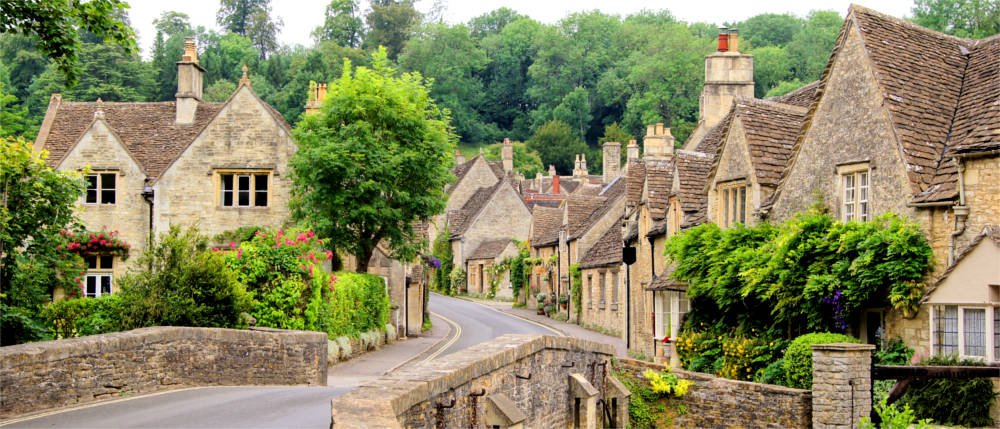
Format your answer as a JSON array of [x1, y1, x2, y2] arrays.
[[859, 399, 932, 429], [114, 225, 250, 330], [448, 267, 466, 295], [874, 335, 914, 365], [569, 263, 582, 321], [901, 355, 997, 427], [757, 358, 788, 386], [644, 368, 693, 397], [783, 332, 859, 389], [41, 295, 122, 338], [324, 272, 390, 338]]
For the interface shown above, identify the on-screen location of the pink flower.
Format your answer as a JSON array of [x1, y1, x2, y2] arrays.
[[307, 231, 315, 238], [326, 250, 333, 260], [228, 242, 235, 248], [237, 249, 242, 259], [212, 248, 219, 252], [100, 240, 106, 245]]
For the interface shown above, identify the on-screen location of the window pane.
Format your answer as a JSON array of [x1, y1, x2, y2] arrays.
[[87, 276, 97, 297], [254, 175, 268, 207], [599, 273, 606, 303], [100, 173, 115, 191], [99, 255, 113, 269], [86, 256, 97, 269], [100, 276, 111, 295], [723, 189, 730, 227], [934, 305, 958, 355], [237, 175, 251, 191], [738, 187, 746, 224], [731, 189, 738, 226], [965, 308, 986, 357], [238, 175, 250, 206], [612, 272, 619, 303], [101, 189, 115, 204], [86, 175, 98, 203], [255, 174, 268, 191], [221, 174, 233, 206]]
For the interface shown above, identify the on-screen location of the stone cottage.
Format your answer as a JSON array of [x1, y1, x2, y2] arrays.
[[528, 205, 563, 306], [465, 238, 519, 299], [35, 38, 295, 298]]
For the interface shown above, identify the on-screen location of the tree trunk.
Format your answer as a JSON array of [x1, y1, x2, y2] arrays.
[[354, 246, 374, 273]]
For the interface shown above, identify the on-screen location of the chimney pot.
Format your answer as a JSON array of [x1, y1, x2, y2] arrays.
[[655, 123, 664, 135], [728, 28, 739, 52], [646, 124, 655, 137], [717, 27, 729, 52], [553, 174, 560, 194]]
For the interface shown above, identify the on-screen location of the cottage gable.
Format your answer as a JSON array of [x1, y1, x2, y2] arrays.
[[447, 155, 504, 212], [925, 226, 1000, 304], [457, 181, 532, 268]]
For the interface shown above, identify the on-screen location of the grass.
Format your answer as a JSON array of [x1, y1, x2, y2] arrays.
[[421, 318, 433, 332], [581, 321, 622, 338], [456, 142, 486, 160]]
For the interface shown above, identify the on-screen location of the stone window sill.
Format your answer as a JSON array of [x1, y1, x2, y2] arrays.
[[218, 206, 271, 211], [599, 302, 606, 310]]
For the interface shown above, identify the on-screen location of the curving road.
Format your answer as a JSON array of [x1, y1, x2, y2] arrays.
[[1, 294, 561, 428]]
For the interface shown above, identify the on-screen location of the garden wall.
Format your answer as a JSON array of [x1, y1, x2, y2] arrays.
[[616, 358, 813, 428], [0, 326, 327, 418]]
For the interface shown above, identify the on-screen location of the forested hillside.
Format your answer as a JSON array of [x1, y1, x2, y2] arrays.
[[1, 0, 993, 174]]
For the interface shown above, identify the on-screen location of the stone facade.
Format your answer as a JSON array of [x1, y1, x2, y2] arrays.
[[580, 265, 625, 337], [329, 335, 621, 429], [810, 343, 874, 429], [0, 326, 327, 418], [615, 359, 812, 428]]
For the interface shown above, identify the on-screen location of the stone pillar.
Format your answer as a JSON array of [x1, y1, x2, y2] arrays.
[[811, 343, 875, 429], [626, 140, 639, 164]]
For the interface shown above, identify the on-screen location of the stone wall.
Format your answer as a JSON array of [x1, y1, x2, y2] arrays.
[[615, 358, 812, 428], [958, 156, 1000, 256], [580, 265, 625, 338], [811, 343, 874, 429], [0, 326, 327, 418], [330, 335, 621, 429]]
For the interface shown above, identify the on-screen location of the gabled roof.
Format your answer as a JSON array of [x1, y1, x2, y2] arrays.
[[712, 98, 808, 188], [647, 266, 688, 292], [692, 109, 733, 157], [922, 225, 1000, 302], [39, 99, 224, 180], [625, 159, 646, 207], [451, 181, 505, 237], [945, 37, 1000, 158], [569, 178, 626, 240], [468, 238, 514, 260], [531, 205, 563, 248], [674, 150, 713, 214], [578, 219, 623, 269], [766, 80, 820, 108], [645, 158, 673, 220], [447, 155, 506, 193], [565, 195, 605, 239]]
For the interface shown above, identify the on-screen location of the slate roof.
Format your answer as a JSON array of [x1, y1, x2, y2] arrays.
[[674, 150, 713, 214], [531, 205, 563, 248], [645, 158, 674, 220], [578, 220, 623, 269], [448, 155, 506, 193], [625, 159, 646, 207], [647, 267, 688, 291], [39, 99, 225, 180], [560, 179, 580, 194], [569, 178, 626, 240], [922, 225, 1000, 302], [468, 238, 514, 260], [692, 109, 733, 157], [945, 37, 1000, 158], [565, 195, 606, 239], [767, 80, 820, 108], [721, 98, 808, 188]]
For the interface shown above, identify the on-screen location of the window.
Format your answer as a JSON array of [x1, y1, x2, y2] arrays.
[[84, 255, 113, 297], [965, 308, 986, 357], [932, 305, 1000, 361], [719, 183, 747, 228], [654, 291, 689, 340], [611, 272, 619, 304], [219, 172, 269, 207], [599, 272, 606, 306], [840, 167, 869, 222], [84, 173, 116, 204], [587, 275, 593, 307], [654, 292, 666, 339], [933, 305, 958, 355]]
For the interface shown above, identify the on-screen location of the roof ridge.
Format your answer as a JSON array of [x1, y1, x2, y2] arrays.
[[735, 96, 809, 115], [850, 3, 977, 46], [675, 149, 710, 158]]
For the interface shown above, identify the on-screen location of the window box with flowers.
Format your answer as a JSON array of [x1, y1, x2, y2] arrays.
[[57, 229, 131, 298]]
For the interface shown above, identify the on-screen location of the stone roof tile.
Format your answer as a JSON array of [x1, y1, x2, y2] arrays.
[[531, 206, 563, 248], [468, 238, 513, 260], [578, 220, 623, 269]]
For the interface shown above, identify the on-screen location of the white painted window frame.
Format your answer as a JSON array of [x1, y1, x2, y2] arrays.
[[929, 304, 996, 363]]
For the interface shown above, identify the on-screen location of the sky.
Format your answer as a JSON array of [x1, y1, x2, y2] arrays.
[[128, 0, 916, 58]]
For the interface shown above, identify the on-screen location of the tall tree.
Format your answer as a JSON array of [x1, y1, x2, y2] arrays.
[[364, 0, 421, 60], [290, 49, 454, 272], [216, 0, 282, 58], [751, 45, 793, 97], [526, 119, 589, 175], [911, 0, 1000, 38], [468, 7, 524, 39], [0, 68, 30, 138], [150, 11, 192, 101], [0, 0, 136, 85], [738, 13, 805, 48], [552, 86, 591, 139], [787, 10, 841, 82], [312, 0, 363, 48], [478, 18, 540, 140]]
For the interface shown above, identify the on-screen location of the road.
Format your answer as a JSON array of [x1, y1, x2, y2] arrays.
[[1, 294, 561, 428]]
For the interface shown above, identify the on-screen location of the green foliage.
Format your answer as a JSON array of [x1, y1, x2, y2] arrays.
[[757, 358, 787, 386], [676, 327, 787, 382], [507, 241, 531, 303], [114, 225, 250, 331], [782, 332, 859, 389], [431, 223, 454, 295], [322, 271, 391, 338], [1, 137, 86, 345], [484, 140, 543, 178], [666, 211, 933, 335], [312, 0, 363, 48], [786, 11, 842, 83], [644, 368, 693, 397], [0, 0, 137, 86], [216, 0, 283, 57], [569, 263, 582, 322], [0, 73, 30, 137], [874, 335, 914, 365], [901, 355, 997, 427], [859, 399, 932, 429], [911, 0, 1000, 38], [749, 46, 792, 97], [290, 49, 455, 272], [527, 119, 588, 176], [363, 0, 421, 60], [614, 368, 674, 428], [448, 267, 466, 295], [763, 79, 807, 98], [204, 79, 237, 102], [41, 294, 122, 338], [738, 13, 806, 48]]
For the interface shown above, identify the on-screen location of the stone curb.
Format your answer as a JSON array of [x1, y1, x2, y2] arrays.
[[380, 313, 456, 375]]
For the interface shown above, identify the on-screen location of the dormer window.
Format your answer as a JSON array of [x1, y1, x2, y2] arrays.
[[84, 173, 116, 205], [838, 163, 870, 222], [718, 181, 747, 228], [218, 171, 269, 207]]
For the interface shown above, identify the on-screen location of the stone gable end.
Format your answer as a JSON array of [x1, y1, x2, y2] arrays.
[[152, 86, 295, 238], [447, 157, 500, 212], [462, 184, 531, 263], [708, 119, 761, 224], [770, 25, 916, 223]]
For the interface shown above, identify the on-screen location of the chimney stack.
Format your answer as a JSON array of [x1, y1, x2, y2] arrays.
[[602, 141, 621, 183], [502, 138, 513, 172], [548, 164, 556, 177], [728, 28, 739, 53], [455, 150, 465, 165], [643, 123, 675, 159], [698, 27, 754, 134], [573, 154, 589, 177], [627, 139, 640, 163], [552, 174, 560, 194], [175, 37, 204, 124], [305, 82, 328, 116]]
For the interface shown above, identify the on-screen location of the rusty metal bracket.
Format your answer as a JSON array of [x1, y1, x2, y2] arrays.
[[468, 388, 486, 397], [436, 398, 456, 408], [561, 361, 575, 368], [515, 372, 532, 380]]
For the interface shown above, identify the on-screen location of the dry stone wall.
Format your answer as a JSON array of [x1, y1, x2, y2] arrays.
[[0, 326, 327, 418]]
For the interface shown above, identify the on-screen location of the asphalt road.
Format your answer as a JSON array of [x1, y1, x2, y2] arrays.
[[427, 293, 560, 357], [2, 295, 559, 428]]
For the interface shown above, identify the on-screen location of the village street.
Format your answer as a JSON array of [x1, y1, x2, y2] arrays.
[[0, 294, 561, 428]]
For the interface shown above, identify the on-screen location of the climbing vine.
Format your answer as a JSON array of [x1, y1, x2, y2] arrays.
[[570, 263, 582, 322]]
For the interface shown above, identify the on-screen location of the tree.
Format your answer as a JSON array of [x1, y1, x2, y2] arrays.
[[312, 0, 364, 48], [0, 68, 30, 137], [478, 18, 541, 140], [751, 45, 793, 97], [484, 140, 544, 178], [216, 0, 265, 36], [911, 0, 1000, 38], [1, 137, 86, 345], [290, 49, 455, 272], [599, 122, 633, 164], [0, 0, 136, 85], [364, 0, 421, 60], [738, 13, 805, 48], [526, 119, 589, 175], [204, 79, 237, 102], [150, 12, 192, 101], [764, 78, 806, 98], [552, 86, 591, 139], [787, 10, 841, 82], [216, 0, 282, 58], [468, 7, 524, 39]]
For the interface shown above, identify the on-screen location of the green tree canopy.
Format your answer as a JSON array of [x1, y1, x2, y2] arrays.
[[526, 119, 589, 175], [0, 0, 136, 86], [911, 0, 1000, 38], [484, 140, 544, 178], [738, 13, 805, 48], [312, 0, 364, 48], [363, 0, 421, 60], [787, 10, 841, 82], [290, 48, 454, 272], [216, 0, 282, 58]]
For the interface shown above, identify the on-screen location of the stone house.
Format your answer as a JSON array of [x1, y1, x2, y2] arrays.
[[578, 219, 626, 337], [528, 205, 563, 306], [465, 238, 519, 299], [35, 39, 294, 298], [762, 5, 1000, 359]]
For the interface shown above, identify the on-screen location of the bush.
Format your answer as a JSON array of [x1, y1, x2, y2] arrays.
[[874, 335, 914, 365], [322, 272, 390, 338], [41, 295, 122, 338], [901, 355, 997, 427], [860, 399, 932, 429], [114, 225, 250, 330], [449, 267, 466, 295], [757, 358, 788, 386], [783, 332, 859, 389]]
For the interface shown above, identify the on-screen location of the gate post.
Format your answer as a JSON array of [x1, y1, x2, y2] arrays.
[[811, 343, 875, 429]]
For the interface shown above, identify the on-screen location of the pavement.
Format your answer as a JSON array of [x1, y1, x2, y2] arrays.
[[453, 294, 628, 358]]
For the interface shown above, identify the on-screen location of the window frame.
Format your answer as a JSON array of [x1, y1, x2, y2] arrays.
[[83, 171, 118, 205], [83, 255, 114, 297], [837, 163, 871, 222], [217, 170, 271, 208], [717, 180, 748, 228], [931, 304, 998, 362]]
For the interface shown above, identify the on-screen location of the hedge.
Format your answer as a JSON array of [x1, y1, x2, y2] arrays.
[[783, 332, 859, 389]]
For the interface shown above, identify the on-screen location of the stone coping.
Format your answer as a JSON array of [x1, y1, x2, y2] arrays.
[[617, 358, 812, 397], [332, 334, 615, 421], [810, 342, 876, 352], [1, 326, 327, 365]]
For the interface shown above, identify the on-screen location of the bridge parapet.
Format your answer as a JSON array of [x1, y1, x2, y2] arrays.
[[0, 326, 328, 418], [330, 334, 624, 428]]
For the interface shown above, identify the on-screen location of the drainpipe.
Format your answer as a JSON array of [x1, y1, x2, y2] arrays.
[[948, 161, 969, 266], [141, 183, 154, 245]]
